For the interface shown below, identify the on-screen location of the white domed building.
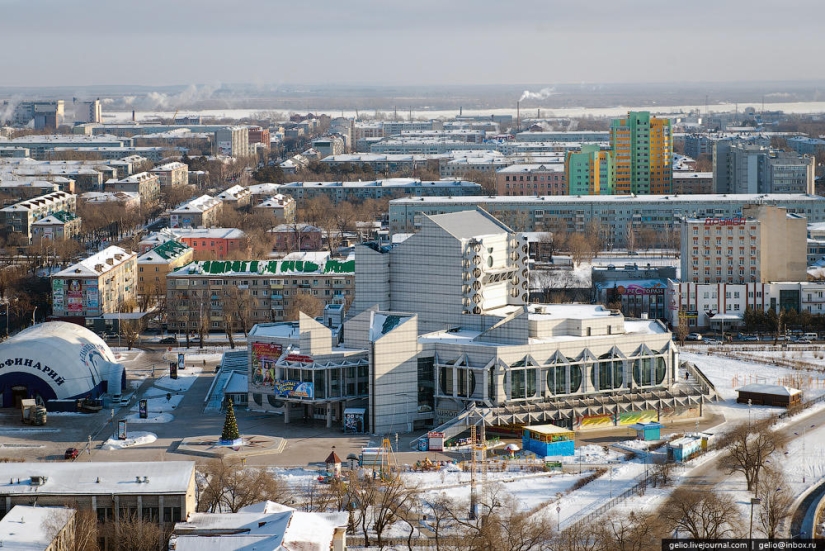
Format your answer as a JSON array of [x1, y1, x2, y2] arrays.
[[0, 321, 125, 409]]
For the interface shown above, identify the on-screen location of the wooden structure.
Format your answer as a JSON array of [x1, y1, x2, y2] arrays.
[[736, 384, 802, 408]]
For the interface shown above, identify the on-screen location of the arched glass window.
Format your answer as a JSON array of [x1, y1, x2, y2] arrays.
[[457, 370, 476, 397], [547, 362, 583, 395], [439, 366, 453, 394], [632, 356, 667, 386], [509, 368, 537, 399], [592, 353, 624, 390]]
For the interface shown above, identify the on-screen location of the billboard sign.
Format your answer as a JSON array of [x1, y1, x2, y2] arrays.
[[272, 380, 313, 399], [67, 279, 83, 312], [117, 419, 128, 440], [139, 399, 148, 419], [250, 342, 283, 390]]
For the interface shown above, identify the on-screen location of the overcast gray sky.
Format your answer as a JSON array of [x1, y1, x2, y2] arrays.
[[0, 0, 820, 87]]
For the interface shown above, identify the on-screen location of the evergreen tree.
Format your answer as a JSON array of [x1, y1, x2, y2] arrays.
[[221, 398, 240, 441]]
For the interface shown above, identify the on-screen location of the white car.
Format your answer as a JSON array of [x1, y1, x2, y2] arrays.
[[685, 333, 703, 341]]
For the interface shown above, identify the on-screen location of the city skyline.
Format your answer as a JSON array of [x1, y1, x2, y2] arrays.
[[1, 0, 822, 88]]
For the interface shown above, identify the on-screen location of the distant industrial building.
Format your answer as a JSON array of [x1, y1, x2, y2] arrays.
[[4, 100, 65, 129], [73, 98, 102, 124]]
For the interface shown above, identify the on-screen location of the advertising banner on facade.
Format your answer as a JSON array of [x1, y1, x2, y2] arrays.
[[86, 286, 99, 309], [250, 342, 284, 390], [67, 279, 83, 312], [272, 380, 314, 399], [52, 279, 64, 310]]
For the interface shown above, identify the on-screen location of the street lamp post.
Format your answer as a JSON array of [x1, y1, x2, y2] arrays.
[[749, 497, 761, 540], [556, 505, 561, 533]]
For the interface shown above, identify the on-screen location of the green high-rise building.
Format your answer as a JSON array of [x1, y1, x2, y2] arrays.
[[565, 144, 614, 195], [610, 111, 672, 195]]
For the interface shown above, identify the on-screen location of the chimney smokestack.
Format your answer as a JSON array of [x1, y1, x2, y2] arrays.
[[516, 101, 520, 133], [132, 110, 136, 122]]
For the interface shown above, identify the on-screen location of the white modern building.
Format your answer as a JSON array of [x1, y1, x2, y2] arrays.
[[245, 210, 708, 436]]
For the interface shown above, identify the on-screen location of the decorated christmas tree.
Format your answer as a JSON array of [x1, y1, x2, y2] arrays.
[[221, 398, 240, 442]]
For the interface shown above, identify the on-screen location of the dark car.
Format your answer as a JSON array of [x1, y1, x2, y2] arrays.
[[64, 447, 79, 460], [160, 337, 177, 345]]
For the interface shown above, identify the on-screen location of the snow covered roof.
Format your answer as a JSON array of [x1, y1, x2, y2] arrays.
[[54, 245, 134, 277], [173, 194, 221, 213], [736, 383, 801, 396], [0, 506, 74, 549], [138, 240, 192, 263], [0, 461, 195, 496]]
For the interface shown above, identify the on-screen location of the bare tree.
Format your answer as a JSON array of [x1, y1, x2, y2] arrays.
[[286, 292, 323, 320], [718, 420, 788, 492], [756, 467, 794, 539], [101, 512, 170, 551], [119, 318, 144, 350], [595, 511, 664, 551], [198, 459, 291, 513], [660, 488, 741, 539]]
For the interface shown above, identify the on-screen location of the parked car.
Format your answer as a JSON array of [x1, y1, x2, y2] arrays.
[[160, 337, 177, 345], [64, 447, 79, 460], [685, 333, 703, 341], [704, 338, 722, 345], [792, 338, 811, 344]]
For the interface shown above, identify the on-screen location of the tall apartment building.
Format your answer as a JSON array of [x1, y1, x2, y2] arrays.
[[51, 246, 137, 319], [0, 190, 77, 241], [165, 258, 354, 331], [73, 99, 102, 124], [215, 126, 250, 158], [565, 144, 614, 195], [495, 164, 566, 196], [610, 111, 672, 194], [713, 141, 815, 195], [680, 204, 807, 285]]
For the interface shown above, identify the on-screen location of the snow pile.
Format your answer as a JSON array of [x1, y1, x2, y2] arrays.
[[101, 431, 157, 450]]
